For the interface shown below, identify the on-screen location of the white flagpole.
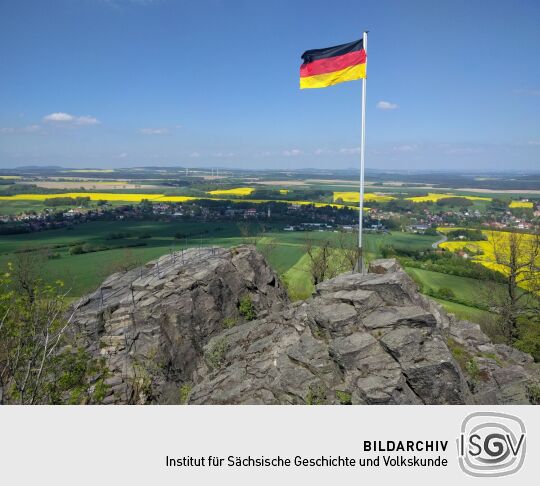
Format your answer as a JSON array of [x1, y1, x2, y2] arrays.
[[358, 30, 368, 273]]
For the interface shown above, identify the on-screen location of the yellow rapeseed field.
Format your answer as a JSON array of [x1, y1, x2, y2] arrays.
[[333, 191, 395, 203], [509, 201, 533, 208], [407, 193, 491, 203], [0, 193, 164, 202], [0, 175, 21, 179], [0, 192, 370, 211], [207, 187, 254, 196], [438, 229, 539, 291], [154, 196, 199, 202]]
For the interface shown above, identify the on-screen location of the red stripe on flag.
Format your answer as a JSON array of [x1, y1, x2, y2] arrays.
[[300, 49, 366, 78]]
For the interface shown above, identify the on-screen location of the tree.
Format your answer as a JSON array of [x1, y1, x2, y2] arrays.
[[337, 230, 362, 273], [237, 222, 258, 245], [256, 224, 278, 262], [486, 231, 540, 342], [0, 261, 108, 404], [304, 237, 337, 285], [138, 199, 153, 215], [100, 248, 143, 277], [11, 251, 46, 303]]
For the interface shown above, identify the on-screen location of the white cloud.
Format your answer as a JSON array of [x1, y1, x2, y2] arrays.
[[212, 152, 234, 158], [393, 144, 417, 152], [44, 112, 74, 122], [189, 152, 200, 158], [23, 124, 41, 132], [0, 125, 42, 134], [528, 140, 540, 146], [376, 100, 398, 110], [76, 115, 100, 125], [139, 127, 169, 135], [339, 147, 361, 155], [282, 149, 302, 156], [43, 112, 100, 125], [118, 152, 128, 158]]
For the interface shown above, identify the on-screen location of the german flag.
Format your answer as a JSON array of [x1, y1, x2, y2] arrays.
[[300, 39, 366, 89]]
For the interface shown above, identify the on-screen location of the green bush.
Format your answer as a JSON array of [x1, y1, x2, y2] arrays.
[[69, 245, 84, 255], [206, 337, 229, 370], [514, 319, 540, 362], [306, 384, 326, 405], [335, 390, 352, 405], [526, 385, 540, 405], [465, 359, 481, 383], [446, 229, 486, 241], [239, 295, 257, 321], [44, 196, 90, 207], [438, 287, 455, 300], [223, 317, 238, 329], [179, 383, 192, 404], [447, 338, 473, 371], [106, 232, 131, 240]]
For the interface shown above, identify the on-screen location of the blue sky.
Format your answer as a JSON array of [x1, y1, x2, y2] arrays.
[[0, 0, 539, 170]]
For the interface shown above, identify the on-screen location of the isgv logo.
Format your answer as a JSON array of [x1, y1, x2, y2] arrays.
[[457, 412, 526, 477]]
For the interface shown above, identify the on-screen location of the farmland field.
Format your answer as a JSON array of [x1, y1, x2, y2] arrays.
[[1, 168, 536, 326], [509, 200, 533, 208], [207, 187, 255, 196], [437, 229, 539, 292], [432, 298, 493, 324], [406, 192, 492, 203], [0, 221, 438, 299], [0, 200, 50, 215], [333, 191, 395, 203], [281, 252, 315, 300], [404, 267, 501, 328], [404, 267, 501, 305], [0, 191, 359, 209], [0, 192, 167, 202]]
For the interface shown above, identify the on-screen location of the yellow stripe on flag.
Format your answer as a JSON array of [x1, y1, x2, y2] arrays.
[[300, 63, 366, 89]]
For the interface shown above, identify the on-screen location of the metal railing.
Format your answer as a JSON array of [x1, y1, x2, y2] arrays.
[[81, 245, 223, 311]]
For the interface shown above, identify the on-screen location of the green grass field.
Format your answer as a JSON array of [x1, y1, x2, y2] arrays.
[[432, 298, 493, 323], [0, 220, 439, 299], [281, 252, 315, 301], [0, 200, 49, 215], [404, 266, 503, 326], [404, 267, 493, 303]]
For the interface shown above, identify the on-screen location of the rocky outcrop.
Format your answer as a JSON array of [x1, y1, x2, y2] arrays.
[[72, 248, 539, 405], [72, 246, 288, 404]]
